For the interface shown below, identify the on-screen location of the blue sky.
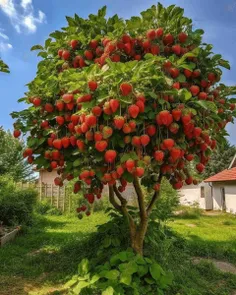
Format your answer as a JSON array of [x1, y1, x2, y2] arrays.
[[0, 0, 235, 144]]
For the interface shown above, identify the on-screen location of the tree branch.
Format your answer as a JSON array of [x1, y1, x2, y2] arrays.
[[108, 185, 122, 212], [113, 184, 127, 205], [146, 174, 163, 215], [133, 176, 147, 221]]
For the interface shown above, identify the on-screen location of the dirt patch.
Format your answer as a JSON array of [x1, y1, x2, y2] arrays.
[[203, 211, 222, 216], [192, 257, 236, 274], [186, 223, 196, 228]]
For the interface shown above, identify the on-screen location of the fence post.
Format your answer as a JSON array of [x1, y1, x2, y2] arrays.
[[57, 186, 60, 209], [39, 184, 42, 201], [51, 184, 53, 205]]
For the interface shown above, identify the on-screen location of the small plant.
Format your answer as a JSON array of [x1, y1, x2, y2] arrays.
[[35, 200, 62, 215], [177, 203, 202, 219], [65, 250, 173, 294]]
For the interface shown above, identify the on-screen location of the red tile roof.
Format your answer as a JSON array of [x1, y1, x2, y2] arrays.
[[204, 167, 236, 182]]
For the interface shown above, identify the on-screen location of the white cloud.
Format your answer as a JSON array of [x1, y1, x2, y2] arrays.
[[0, 41, 12, 50], [0, 28, 9, 40], [0, 0, 46, 33]]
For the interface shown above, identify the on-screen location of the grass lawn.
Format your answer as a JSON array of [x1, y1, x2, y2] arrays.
[[0, 212, 108, 295], [169, 211, 236, 263], [0, 211, 236, 295]]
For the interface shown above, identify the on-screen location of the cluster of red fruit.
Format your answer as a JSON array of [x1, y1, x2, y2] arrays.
[[13, 24, 235, 217]]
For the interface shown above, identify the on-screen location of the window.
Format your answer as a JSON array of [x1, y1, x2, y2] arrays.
[[201, 187, 205, 198]]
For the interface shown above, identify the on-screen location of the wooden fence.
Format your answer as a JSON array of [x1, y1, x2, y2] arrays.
[[17, 183, 138, 213], [18, 183, 73, 212]]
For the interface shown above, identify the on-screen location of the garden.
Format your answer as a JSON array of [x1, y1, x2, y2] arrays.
[[1, 2, 236, 295]]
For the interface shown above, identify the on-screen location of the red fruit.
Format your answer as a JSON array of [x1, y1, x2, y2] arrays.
[[33, 97, 41, 107], [104, 150, 117, 163], [156, 28, 164, 38], [200, 80, 208, 88], [146, 29, 156, 40], [128, 105, 140, 118], [207, 72, 216, 82], [192, 69, 201, 78], [163, 139, 175, 150], [169, 123, 179, 134], [44, 103, 54, 113], [196, 163, 205, 173], [109, 99, 120, 113], [102, 126, 113, 139], [58, 49, 63, 57], [158, 110, 173, 126], [70, 39, 78, 49], [173, 181, 183, 190], [169, 68, 179, 78], [151, 45, 160, 55], [56, 100, 64, 111], [77, 140, 85, 151], [185, 177, 193, 185], [129, 120, 136, 130], [140, 134, 150, 146], [25, 148, 33, 156], [114, 116, 125, 129], [62, 50, 70, 60], [126, 159, 135, 172], [230, 103, 235, 111], [198, 92, 207, 100], [84, 50, 93, 60], [62, 137, 70, 148], [93, 132, 102, 142], [85, 115, 97, 127], [135, 100, 145, 113], [120, 83, 133, 96], [53, 139, 62, 150], [87, 194, 95, 204], [146, 125, 156, 137], [163, 33, 174, 45], [92, 106, 102, 116], [178, 32, 188, 43], [181, 114, 191, 125], [132, 136, 141, 146], [185, 154, 194, 161], [172, 44, 181, 55], [70, 136, 76, 146], [193, 127, 202, 137], [56, 116, 65, 126], [81, 123, 89, 133], [135, 167, 145, 177], [190, 85, 200, 96], [62, 93, 74, 103], [142, 40, 151, 49], [13, 130, 21, 138], [134, 54, 141, 60], [90, 39, 98, 49], [154, 183, 161, 191], [117, 166, 124, 176], [170, 148, 182, 161], [95, 140, 108, 152], [163, 60, 172, 69], [123, 124, 132, 134], [54, 177, 62, 186], [124, 135, 131, 144], [184, 69, 192, 78], [50, 161, 57, 169], [71, 114, 79, 125], [88, 81, 98, 91], [154, 150, 164, 162]]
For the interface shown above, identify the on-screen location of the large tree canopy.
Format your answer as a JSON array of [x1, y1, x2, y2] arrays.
[[12, 3, 236, 254], [0, 127, 34, 181]]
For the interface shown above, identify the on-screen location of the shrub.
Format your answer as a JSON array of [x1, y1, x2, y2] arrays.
[[35, 200, 62, 215], [177, 203, 202, 219], [0, 175, 37, 225]]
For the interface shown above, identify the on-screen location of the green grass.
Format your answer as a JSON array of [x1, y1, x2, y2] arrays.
[[0, 212, 108, 295], [169, 211, 236, 263], [1, 211, 236, 295]]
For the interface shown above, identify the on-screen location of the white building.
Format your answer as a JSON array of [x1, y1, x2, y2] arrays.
[[179, 154, 236, 214]]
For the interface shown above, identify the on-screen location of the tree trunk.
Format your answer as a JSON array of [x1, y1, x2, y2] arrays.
[[130, 217, 148, 255]]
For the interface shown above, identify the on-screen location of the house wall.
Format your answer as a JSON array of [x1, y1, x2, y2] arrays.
[[178, 183, 212, 210], [39, 170, 58, 185], [211, 182, 236, 213]]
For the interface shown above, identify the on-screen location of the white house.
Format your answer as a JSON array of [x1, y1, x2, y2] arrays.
[[179, 154, 236, 213]]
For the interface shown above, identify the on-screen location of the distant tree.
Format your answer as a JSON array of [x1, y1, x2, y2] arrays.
[[0, 127, 35, 181], [0, 59, 9, 73], [203, 141, 236, 178]]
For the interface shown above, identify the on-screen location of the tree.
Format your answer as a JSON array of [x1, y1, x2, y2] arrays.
[[11, 3, 236, 255], [0, 127, 34, 181], [203, 140, 236, 178], [0, 59, 9, 73]]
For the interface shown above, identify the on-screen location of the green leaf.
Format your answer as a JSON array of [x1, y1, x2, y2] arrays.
[[31, 44, 44, 51], [78, 259, 89, 276], [150, 263, 163, 281], [73, 159, 81, 167], [120, 273, 132, 285], [99, 270, 119, 280], [193, 100, 217, 113], [122, 171, 134, 183], [178, 89, 192, 101], [219, 59, 230, 70], [102, 286, 114, 295]]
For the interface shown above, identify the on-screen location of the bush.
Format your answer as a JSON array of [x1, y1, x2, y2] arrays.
[[177, 203, 202, 219], [0, 175, 37, 225], [35, 200, 62, 215]]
